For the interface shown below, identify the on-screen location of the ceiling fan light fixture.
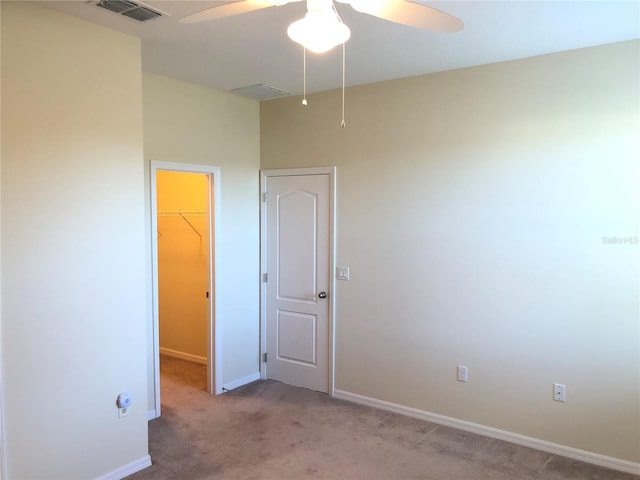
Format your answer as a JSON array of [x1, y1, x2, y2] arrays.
[[287, 9, 351, 54]]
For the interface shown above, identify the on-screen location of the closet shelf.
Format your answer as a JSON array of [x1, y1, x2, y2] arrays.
[[157, 210, 206, 217]]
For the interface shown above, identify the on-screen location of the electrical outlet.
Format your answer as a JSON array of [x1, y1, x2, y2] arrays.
[[116, 392, 132, 418], [457, 365, 468, 383], [553, 383, 566, 402]]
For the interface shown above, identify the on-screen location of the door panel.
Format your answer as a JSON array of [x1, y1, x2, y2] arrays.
[[277, 311, 316, 365], [265, 174, 330, 393], [277, 189, 317, 301]]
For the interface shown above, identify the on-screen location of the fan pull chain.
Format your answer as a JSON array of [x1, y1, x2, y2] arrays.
[[302, 47, 308, 106], [341, 42, 346, 128], [333, 1, 347, 128]]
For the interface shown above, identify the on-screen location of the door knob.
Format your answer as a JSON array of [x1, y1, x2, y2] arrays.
[[318, 291, 327, 299]]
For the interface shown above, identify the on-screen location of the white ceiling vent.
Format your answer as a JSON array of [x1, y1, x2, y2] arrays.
[[96, 0, 163, 22], [229, 84, 292, 101]]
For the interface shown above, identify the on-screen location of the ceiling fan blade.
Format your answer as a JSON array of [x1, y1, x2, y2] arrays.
[[350, 0, 463, 33], [180, 1, 300, 24]]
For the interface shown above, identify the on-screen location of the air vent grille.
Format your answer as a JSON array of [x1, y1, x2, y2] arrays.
[[96, 0, 163, 22], [230, 84, 292, 101], [97, 0, 138, 13], [122, 6, 161, 21]]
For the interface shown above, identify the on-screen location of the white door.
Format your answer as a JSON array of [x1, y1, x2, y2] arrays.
[[264, 172, 332, 393]]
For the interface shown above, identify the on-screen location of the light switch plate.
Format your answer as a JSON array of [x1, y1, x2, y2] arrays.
[[337, 266, 350, 281]]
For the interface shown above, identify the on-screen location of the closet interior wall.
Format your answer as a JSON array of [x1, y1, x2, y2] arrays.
[[156, 171, 210, 364]]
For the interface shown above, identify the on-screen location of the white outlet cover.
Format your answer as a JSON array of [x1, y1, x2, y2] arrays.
[[457, 365, 468, 382], [553, 383, 566, 402]]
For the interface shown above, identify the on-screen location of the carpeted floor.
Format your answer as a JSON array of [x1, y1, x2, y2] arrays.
[[127, 356, 639, 480]]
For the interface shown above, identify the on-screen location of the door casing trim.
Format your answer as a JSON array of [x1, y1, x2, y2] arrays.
[[150, 161, 222, 419], [259, 167, 337, 396]]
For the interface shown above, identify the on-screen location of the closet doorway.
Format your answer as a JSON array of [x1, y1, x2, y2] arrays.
[[150, 161, 221, 418]]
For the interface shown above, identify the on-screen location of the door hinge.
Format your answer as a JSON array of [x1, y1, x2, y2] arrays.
[[262, 192, 268, 202], [262, 273, 268, 283], [263, 352, 267, 363]]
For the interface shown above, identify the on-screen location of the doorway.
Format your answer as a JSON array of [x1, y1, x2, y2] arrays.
[[150, 161, 222, 418], [260, 167, 336, 395]]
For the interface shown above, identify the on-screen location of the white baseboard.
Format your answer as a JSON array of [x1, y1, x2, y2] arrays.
[[160, 347, 207, 365], [222, 372, 261, 392], [334, 389, 640, 475], [96, 455, 152, 480], [147, 409, 157, 421]]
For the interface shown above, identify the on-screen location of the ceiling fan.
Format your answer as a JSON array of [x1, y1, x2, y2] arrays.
[[180, 0, 463, 126], [180, 1, 464, 53]]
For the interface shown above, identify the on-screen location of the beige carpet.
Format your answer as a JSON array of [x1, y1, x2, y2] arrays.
[[127, 356, 638, 480]]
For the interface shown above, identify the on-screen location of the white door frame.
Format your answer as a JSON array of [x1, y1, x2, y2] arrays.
[[150, 161, 222, 418], [259, 167, 337, 396]]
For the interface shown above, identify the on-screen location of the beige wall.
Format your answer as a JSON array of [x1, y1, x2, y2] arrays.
[[1, 3, 148, 478], [261, 41, 639, 463], [157, 171, 209, 360], [143, 73, 260, 408]]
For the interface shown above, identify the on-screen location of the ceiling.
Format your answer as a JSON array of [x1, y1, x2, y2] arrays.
[[38, 1, 640, 99]]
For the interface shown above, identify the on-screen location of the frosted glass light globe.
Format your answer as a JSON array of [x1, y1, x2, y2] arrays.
[[287, 10, 351, 53]]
